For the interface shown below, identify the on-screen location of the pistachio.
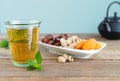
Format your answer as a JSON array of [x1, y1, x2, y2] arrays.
[[60, 38, 67, 47], [62, 54, 69, 61], [58, 54, 75, 63], [68, 55, 74, 62], [66, 38, 72, 45], [68, 43, 77, 48], [58, 56, 66, 63], [71, 35, 80, 43]]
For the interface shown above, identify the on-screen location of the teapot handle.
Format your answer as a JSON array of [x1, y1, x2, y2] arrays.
[[106, 1, 120, 21]]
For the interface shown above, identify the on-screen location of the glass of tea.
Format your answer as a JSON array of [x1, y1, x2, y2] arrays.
[[5, 19, 41, 67]]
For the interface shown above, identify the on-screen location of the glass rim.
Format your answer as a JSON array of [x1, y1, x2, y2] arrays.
[[5, 19, 41, 25]]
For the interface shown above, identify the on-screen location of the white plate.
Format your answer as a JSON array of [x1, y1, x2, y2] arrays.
[[39, 41, 107, 59]]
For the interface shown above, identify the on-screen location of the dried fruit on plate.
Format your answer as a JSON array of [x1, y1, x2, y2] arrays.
[[95, 42, 102, 49], [42, 34, 69, 46], [75, 38, 102, 50], [74, 40, 87, 49], [82, 39, 96, 50]]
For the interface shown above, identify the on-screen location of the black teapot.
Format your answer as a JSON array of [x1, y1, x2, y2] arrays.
[[98, 1, 120, 39]]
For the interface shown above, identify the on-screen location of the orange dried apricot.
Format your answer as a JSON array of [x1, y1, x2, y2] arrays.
[[82, 38, 96, 50], [74, 40, 86, 49], [95, 42, 102, 49]]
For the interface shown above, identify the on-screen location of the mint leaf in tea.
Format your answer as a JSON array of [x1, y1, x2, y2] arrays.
[[7, 27, 40, 64]]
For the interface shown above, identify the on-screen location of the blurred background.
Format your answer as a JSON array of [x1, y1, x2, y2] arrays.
[[0, 0, 119, 33]]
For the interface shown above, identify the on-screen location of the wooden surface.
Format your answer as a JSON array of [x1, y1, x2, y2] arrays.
[[0, 34, 120, 81]]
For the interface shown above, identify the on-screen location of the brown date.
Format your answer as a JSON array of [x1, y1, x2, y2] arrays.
[[45, 34, 53, 40], [42, 38, 49, 43], [42, 34, 69, 46], [47, 40, 54, 45], [54, 42, 61, 46]]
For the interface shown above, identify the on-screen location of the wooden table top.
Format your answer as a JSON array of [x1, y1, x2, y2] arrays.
[[0, 34, 120, 81]]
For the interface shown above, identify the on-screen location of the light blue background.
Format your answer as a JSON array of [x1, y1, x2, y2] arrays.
[[0, 0, 120, 33]]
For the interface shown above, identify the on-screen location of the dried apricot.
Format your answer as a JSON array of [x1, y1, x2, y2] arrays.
[[74, 40, 86, 49], [95, 42, 102, 49], [82, 39, 96, 50]]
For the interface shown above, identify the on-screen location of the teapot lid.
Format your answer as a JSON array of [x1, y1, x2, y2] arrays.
[[108, 12, 120, 22]]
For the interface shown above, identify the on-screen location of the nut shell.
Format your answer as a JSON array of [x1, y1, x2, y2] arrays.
[[60, 38, 67, 47], [58, 56, 66, 63], [68, 56, 74, 62], [66, 38, 72, 45], [62, 54, 69, 61]]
